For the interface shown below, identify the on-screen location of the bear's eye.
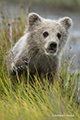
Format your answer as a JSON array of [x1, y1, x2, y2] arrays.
[[43, 31, 49, 38], [57, 33, 61, 39]]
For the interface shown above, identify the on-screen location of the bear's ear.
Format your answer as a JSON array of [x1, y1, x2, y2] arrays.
[[59, 17, 73, 30], [28, 13, 41, 27]]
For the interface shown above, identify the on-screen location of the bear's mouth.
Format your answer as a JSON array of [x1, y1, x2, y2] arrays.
[[46, 48, 56, 54]]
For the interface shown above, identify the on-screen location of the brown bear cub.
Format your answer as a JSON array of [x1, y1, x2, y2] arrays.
[[7, 13, 72, 82]]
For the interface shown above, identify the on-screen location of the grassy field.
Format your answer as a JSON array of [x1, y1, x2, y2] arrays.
[[0, 7, 80, 120]]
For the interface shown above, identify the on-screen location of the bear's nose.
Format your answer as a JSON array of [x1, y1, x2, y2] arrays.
[[49, 41, 57, 49]]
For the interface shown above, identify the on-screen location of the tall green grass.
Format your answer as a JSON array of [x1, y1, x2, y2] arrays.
[[0, 7, 80, 120]]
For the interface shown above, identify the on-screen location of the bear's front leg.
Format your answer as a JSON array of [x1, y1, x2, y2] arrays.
[[10, 60, 28, 75]]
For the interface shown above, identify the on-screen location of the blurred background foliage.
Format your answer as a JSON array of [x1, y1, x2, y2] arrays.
[[1, 0, 80, 11]]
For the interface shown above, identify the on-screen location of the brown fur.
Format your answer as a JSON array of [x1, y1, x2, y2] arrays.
[[7, 13, 72, 82]]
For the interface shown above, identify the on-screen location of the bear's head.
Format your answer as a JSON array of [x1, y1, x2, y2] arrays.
[[28, 13, 72, 56]]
